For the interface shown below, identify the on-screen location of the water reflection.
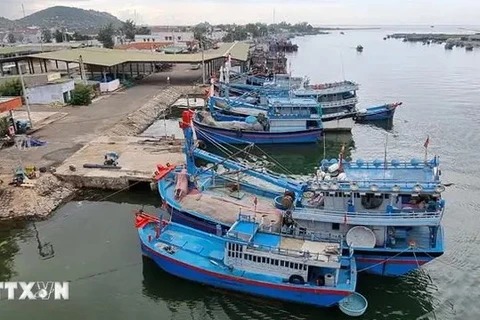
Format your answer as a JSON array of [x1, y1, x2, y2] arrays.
[[0, 221, 25, 281], [356, 271, 443, 320], [362, 119, 394, 131], [203, 133, 355, 175]]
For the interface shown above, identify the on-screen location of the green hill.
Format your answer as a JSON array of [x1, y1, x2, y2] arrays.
[[0, 17, 15, 29], [16, 6, 123, 33]]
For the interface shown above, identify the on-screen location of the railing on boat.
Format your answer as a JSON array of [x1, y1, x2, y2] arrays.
[[309, 179, 443, 192], [331, 158, 439, 169], [245, 242, 340, 264], [319, 97, 359, 108], [269, 113, 322, 119], [292, 207, 444, 227], [296, 84, 359, 95]]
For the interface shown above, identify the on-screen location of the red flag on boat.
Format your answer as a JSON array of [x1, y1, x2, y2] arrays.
[[135, 211, 160, 228], [343, 212, 348, 225], [424, 135, 430, 149]]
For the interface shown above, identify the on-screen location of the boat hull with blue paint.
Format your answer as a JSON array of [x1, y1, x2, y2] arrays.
[[166, 206, 443, 277], [138, 218, 355, 308], [355, 102, 402, 122], [193, 118, 323, 144]]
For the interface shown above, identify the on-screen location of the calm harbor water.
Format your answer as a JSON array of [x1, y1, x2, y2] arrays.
[[2, 26, 480, 319]]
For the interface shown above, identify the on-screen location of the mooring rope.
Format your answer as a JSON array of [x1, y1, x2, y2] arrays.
[[356, 246, 414, 273]]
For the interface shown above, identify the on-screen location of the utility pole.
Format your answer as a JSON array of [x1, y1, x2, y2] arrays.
[[201, 40, 206, 84], [79, 55, 87, 85], [18, 64, 33, 129]]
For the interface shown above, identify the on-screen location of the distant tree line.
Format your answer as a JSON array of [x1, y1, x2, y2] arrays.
[[39, 28, 93, 44], [193, 21, 317, 43], [95, 19, 314, 49], [95, 19, 152, 48]]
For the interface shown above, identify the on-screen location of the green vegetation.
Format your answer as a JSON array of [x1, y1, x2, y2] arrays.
[[41, 29, 52, 43], [0, 80, 22, 97], [53, 29, 72, 43], [193, 21, 320, 43], [72, 32, 91, 41], [0, 17, 14, 29], [136, 26, 151, 35], [122, 19, 136, 41], [7, 33, 15, 43], [97, 23, 115, 49], [70, 84, 93, 106], [0, 117, 11, 136]]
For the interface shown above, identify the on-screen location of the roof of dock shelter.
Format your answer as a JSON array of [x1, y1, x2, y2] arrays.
[[27, 42, 250, 67]]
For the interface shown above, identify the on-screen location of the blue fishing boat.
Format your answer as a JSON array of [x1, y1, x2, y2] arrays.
[[354, 102, 402, 122], [219, 75, 359, 131], [193, 97, 324, 144], [136, 212, 358, 308], [211, 95, 355, 133], [156, 114, 446, 277]]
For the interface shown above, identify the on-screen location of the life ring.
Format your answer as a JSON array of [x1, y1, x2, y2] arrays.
[[288, 275, 305, 285], [408, 240, 416, 248]]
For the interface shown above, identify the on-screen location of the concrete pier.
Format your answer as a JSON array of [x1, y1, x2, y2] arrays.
[[55, 136, 186, 190]]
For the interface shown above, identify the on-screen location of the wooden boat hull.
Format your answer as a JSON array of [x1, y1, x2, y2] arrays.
[[193, 119, 323, 144]]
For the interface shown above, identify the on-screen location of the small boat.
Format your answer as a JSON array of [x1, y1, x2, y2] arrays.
[[340, 32, 345, 35], [356, 45, 363, 52], [136, 212, 359, 308], [354, 102, 402, 122], [339, 293, 368, 317]]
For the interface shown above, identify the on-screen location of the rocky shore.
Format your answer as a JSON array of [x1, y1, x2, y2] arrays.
[[0, 174, 76, 220], [106, 86, 204, 137], [0, 83, 205, 221]]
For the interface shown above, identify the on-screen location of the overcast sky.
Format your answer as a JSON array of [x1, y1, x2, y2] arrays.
[[2, 0, 480, 25]]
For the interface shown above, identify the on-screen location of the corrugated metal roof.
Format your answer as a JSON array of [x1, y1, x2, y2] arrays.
[[0, 46, 37, 55], [27, 42, 251, 67]]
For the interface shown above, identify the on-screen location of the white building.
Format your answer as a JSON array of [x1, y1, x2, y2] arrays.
[[135, 31, 194, 45], [25, 78, 75, 105], [207, 28, 228, 41]]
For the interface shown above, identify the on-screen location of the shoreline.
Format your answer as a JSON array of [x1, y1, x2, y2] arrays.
[[0, 81, 205, 221]]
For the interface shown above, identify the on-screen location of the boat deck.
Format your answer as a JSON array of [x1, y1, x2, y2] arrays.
[[140, 222, 353, 292], [179, 188, 282, 231], [280, 237, 340, 256], [343, 167, 433, 182]]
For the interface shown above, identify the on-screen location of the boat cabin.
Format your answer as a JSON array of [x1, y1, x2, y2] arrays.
[[278, 158, 445, 250], [224, 214, 351, 287], [261, 97, 323, 132], [294, 81, 359, 115]]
